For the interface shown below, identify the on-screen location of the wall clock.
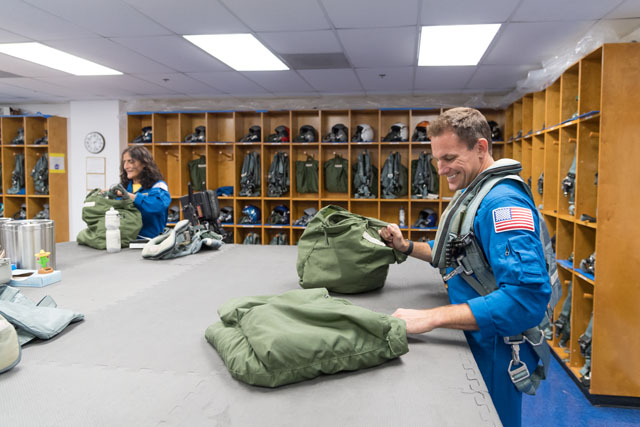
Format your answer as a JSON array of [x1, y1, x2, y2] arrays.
[[84, 131, 105, 154]]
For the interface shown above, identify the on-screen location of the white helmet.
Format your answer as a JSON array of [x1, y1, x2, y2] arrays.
[[353, 123, 375, 142], [383, 123, 408, 142]]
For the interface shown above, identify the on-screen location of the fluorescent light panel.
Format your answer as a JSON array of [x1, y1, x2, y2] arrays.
[[0, 42, 121, 76], [419, 24, 501, 66], [184, 34, 288, 71]]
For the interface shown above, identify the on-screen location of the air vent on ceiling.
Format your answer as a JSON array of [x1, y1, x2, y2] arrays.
[[280, 53, 351, 70]]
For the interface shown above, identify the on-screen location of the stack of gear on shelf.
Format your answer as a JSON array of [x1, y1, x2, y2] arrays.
[[382, 123, 408, 142], [216, 186, 233, 197], [31, 154, 49, 195], [295, 155, 318, 194], [266, 125, 289, 142], [267, 205, 290, 225], [413, 208, 437, 228], [34, 130, 48, 145], [7, 154, 25, 195], [243, 232, 260, 245], [352, 150, 377, 199], [412, 121, 430, 141], [269, 233, 288, 245], [562, 148, 577, 215], [132, 126, 152, 143], [323, 153, 348, 193], [141, 219, 223, 260], [240, 205, 261, 225], [294, 125, 318, 142], [381, 152, 408, 199], [34, 204, 50, 220], [322, 124, 348, 142], [580, 252, 595, 275], [554, 281, 572, 348], [239, 126, 261, 142], [11, 128, 24, 145], [205, 288, 408, 387], [487, 120, 502, 141], [578, 315, 594, 387], [218, 206, 233, 224], [297, 205, 407, 294], [167, 205, 180, 223], [184, 126, 206, 143], [187, 156, 206, 191], [411, 152, 438, 199], [239, 152, 261, 197], [12, 204, 26, 220], [351, 124, 374, 142], [77, 185, 143, 250], [293, 207, 317, 226], [267, 152, 290, 197]]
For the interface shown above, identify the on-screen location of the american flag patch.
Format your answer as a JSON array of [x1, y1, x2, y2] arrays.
[[492, 207, 535, 233]]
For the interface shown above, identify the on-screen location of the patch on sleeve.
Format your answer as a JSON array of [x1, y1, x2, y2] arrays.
[[492, 207, 535, 233]]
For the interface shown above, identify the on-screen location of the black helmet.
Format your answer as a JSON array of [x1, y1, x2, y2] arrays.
[[132, 126, 152, 144], [267, 125, 290, 142], [295, 125, 318, 142], [413, 208, 438, 228], [382, 123, 408, 142], [267, 205, 290, 225], [412, 121, 430, 142], [184, 125, 206, 143], [218, 206, 234, 223], [487, 121, 502, 141], [322, 123, 348, 142], [240, 125, 261, 142]]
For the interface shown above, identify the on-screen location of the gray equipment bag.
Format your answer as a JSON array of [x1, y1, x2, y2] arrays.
[[243, 232, 260, 245], [411, 152, 438, 198], [141, 219, 223, 260], [31, 154, 49, 195], [561, 148, 576, 215], [269, 232, 288, 245], [239, 152, 261, 197], [381, 152, 408, 199], [267, 152, 290, 197], [352, 150, 378, 198], [7, 154, 25, 195]]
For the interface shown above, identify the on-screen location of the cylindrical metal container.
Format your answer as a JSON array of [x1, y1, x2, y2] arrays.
[[0, 218, 13, 257], [1, 220, 24, 268], [18, 220, 56, 270]]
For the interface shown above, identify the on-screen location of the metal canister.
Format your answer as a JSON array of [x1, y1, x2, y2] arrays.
[[18, 220, 56, 270], [1, 220, 24, 267]]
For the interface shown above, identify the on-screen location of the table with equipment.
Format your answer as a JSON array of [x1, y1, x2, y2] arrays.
[[1, 243, 501, 426]]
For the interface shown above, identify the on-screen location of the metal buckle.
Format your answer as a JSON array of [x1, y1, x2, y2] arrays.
[[504, 335, 525, 345], [508, 360, 531, 385], [523, 329, 545, 347]]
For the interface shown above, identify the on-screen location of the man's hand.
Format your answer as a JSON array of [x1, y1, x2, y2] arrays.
[[392, 308, 436, 334], [392, 304, 479, 334], [379, 223, 410, 252]]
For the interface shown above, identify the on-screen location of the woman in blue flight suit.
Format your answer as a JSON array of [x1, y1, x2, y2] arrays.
[[119, 146, 171, 238], [380, 108, 550, 427]]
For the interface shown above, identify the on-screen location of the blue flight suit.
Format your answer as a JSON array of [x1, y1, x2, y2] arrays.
[[442, 179, 551, 427], [126, 180, 171, 238]]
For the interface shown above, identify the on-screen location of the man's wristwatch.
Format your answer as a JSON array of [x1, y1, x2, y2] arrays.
[[402, 240, 414, 256]]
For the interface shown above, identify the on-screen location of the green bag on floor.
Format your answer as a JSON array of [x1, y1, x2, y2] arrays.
[[296, 205, 407, 293], [76, 188, 143, 249], [205, 288, 408, 387]]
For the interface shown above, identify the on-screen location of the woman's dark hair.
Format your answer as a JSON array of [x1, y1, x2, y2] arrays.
[[120, 146, 164, 189]]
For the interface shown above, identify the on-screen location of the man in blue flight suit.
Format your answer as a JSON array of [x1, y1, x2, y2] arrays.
[[380, 107, 551, 427]]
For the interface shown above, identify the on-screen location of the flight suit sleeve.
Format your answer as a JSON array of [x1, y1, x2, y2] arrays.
[[133, 181, 171, 217], [465, 185, 551, 339]]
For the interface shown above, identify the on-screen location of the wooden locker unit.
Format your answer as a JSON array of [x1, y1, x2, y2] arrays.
[[503, 43, 640, 403], [0, 115, 68, 242]]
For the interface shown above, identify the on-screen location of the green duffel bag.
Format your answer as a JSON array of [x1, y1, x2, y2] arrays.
[[205, 288, 408, 387], [76, 188, 143, 249], [296, 205, 407, 293]]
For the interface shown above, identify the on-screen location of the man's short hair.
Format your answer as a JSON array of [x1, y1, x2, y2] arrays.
[[428, 107, 493, 153]]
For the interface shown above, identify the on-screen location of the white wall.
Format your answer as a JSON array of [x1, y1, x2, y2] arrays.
[[68, 100, 125, 240]]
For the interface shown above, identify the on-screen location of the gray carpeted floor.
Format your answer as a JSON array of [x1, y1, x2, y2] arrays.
[[0, 243, 500, 427]]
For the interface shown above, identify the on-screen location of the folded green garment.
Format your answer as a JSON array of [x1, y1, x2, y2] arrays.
[[205, 288, 408, 387]]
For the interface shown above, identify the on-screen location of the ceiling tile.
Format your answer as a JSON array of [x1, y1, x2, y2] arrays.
[[420, 0, 518, 25], [466, 64, 533, 90], [356, 67, 414, 93], [483, 21, 595, 66], [220, 0, 331, 31], [112, 36, 230, 72], [40, 76, 167, 98], [23, 0, 172, 37], [122, 0, 249, 34], [0, 77, 91, 98], [322, 0, 420, 28], [0, 53, 71, 78], [187, 71, 270, 95], [0, 0, 96, 41], [241, 71, 316, 94], [0, 28, 30, 43], [513, 0, 624, 21], [606, 0, 640, 18], [130, 73, 223, 96], [46, 38, 174, 74], [298, 69, 363, 93], [257, 30, 342, 54], [338, 27, 417, 68], [414, 66, 476, 91]]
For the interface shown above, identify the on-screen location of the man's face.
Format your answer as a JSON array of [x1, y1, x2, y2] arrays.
[[431, 130, 486, 191]]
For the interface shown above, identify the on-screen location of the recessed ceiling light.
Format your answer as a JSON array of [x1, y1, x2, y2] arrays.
[[184, 34, 288, 71], [418, 24, 501, 66], [0, 42, 122, 76]]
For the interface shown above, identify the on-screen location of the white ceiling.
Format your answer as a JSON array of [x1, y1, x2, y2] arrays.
[[0, 0, 639, 104]]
